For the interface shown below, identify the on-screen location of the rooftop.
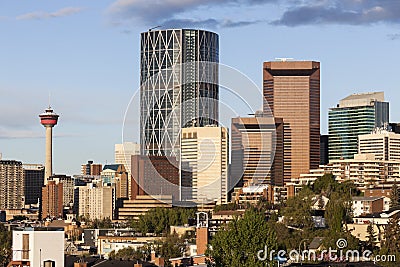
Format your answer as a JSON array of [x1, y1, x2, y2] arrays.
[[352, 196, 383, 201], [338, 91, 385, 108], [309, 237, 324, 250], [14, 227, 64, 231], [102, 164, 121, 171], [65, 256, 157, 267]]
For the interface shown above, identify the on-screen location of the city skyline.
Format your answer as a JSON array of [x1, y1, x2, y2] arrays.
[[1, 1, 400, 174]]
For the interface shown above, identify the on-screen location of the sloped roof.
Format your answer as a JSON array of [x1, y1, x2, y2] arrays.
[[309, 237, 324, 250], [102, 164, 121, 171]]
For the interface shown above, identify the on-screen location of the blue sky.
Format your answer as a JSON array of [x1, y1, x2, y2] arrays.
[[1, 0, 400, 174]]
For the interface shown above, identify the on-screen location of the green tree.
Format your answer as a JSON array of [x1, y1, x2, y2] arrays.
[[381, 217, 400, 254], [313, 173, 336, 196], [213, 203, 238, 212], [135, 207, 196, 235], [389, 183, 400, 208], [207, 208, 277, 267], [154, 233, 186, 267], [324, 191, 348, 232], [321, 230, 360, 252], [269, 220, 302, 251], [379, 217, 400, 266], [281, 186, 314, 229], [366, 222, 377, 251], [88, 217, 113, 229], [108, 246, 147, 261], [0, 224, 12, 267]]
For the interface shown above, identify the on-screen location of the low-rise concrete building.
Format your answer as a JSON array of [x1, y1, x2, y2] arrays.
[[118, 195, 173, 220], [349, 208, 400, 247], [11, 227, 65, 267], [352, 196, 384, 217]]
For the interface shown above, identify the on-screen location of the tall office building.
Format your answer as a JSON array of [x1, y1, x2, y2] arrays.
[[101, 164, 129, 200], [50, 174, 74, 207], [130, 155, 180, 201], [359, 129, 400, 161], [0, 160, 24, 210], [23, 164, 45, 205], [115, 142, 140, 164], [231, 114, 284, 187], [115, 142, 140, 199], [81, 161, 102, 176], [180, 126, 228, 204], [140, 29, 219, 158], [329, 92, 389, 160], [263, 60, 320, 181], [41, 180, 63, 219], [78, 181, 113, 220]]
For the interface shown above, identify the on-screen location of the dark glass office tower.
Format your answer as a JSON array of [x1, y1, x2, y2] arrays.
[[140, 29, 219, 157], [328, 92, 389, 160], [23, 164, 45, 205]]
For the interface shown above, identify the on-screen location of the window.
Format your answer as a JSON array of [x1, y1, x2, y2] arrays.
[[22, 234, 29, 260]]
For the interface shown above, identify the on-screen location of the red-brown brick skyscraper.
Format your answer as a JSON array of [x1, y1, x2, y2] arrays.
[[263, 61, 320, 182], [41, 180, 63, 219]]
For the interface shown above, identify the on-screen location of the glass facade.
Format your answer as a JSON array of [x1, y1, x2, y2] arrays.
[[328, 101, 389, 160], [140, 29, 219, 157], [23, 164, 45, 205]]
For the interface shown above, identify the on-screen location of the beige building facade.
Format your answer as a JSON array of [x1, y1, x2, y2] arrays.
[[181, 126, 229, 204], [115, 142, 140, 199], [78, 181, 113, 220], [0, 160, 24, 210], [359, 129, 400, 161]]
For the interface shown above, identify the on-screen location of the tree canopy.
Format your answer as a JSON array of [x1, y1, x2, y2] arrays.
[[0, 224, 12, 267], [134, 207, 196, 235], [207, 208, 277, 267], [389, 183, 400, 208]]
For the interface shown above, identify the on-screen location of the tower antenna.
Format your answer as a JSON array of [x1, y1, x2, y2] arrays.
[[48, 91, 52, 109]]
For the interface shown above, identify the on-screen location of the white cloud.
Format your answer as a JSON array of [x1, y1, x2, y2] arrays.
[[273, 0, 400, 26], [0, 129, 43, 139], [16, 7, 84, 21], [106, 0, 275, 28]]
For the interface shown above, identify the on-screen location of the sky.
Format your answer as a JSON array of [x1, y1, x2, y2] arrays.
[[1, 0, 400, 175]]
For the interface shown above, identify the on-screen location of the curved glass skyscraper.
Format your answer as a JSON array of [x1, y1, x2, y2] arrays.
[[140, 29, 219, 157]]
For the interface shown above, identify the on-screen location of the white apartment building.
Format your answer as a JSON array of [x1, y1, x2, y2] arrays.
[[181, 126, 229, 204], [352, 196, 384, 217], [359, 129, 400, 161], [297, 154, 400, 190], [78, 181, 114, 220], [12, 227, 64, 267]]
